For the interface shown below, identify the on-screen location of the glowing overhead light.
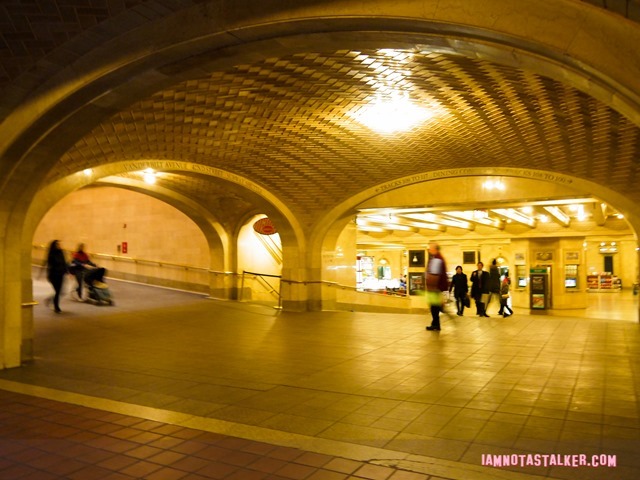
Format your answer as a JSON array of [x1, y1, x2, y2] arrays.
[[473, 209, 488, 219], [357, 214, 439, 232], [446, 210, 503, 228], [491, 208, 536, 227], [357, 225, 386, 233], [616, 213, 624, 219], [384, 224, 419, 232], [599, 242, 618, 253], [349, 93, 434, 134], [482, 179, 506, 191], [142, 168, 157, 185], [401, 213, 473, 230], [543, 206, 571, 226], [83, 168, 93, 176]]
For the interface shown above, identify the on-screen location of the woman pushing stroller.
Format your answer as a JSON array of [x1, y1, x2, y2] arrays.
[[71, 243, 107, 299]]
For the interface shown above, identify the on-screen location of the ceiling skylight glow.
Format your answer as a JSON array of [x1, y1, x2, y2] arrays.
[[350, 94, 433, 134]]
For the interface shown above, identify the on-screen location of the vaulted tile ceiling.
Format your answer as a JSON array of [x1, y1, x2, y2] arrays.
[[2, 2, 640, 232], [51, 48, 640, 228]]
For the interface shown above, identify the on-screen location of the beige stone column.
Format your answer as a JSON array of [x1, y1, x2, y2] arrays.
[[0, 214, 28, 369], [208, 229, 237, 300], [280, 243, 311, 312]]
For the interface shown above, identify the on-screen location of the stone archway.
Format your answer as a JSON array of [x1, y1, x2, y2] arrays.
[[3, 0, 640, 368], [314, 168, 639, 315]]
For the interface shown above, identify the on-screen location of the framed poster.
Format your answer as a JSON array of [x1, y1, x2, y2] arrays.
[[408, 250, 425, 268], [565, 251, 580, 262], [535, 251, 553, 262], [408, 272, 425, 296], [462, 251, 477, 264]]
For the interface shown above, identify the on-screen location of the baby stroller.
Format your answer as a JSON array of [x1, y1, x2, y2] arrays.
[[69, 264, 114, 306], [86, 279, 114, 306]]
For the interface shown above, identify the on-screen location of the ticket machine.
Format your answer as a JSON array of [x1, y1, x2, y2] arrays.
[[530, 267, 551, 310]]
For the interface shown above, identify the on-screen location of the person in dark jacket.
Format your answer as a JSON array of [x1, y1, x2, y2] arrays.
[[425, 242, 449, 331], [470, 261, 490, 317], [449, 265, 469, 316], [487, 258, 502, 313], [71, 243, 106, 298], [45, 239, 68, 313], [499, 274, 514, 317]]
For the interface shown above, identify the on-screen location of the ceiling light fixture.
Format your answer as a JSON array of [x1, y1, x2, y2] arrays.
[[142, 168, 157, 185], [357, 226, 386, 233], [491, 208, 536, 227], [446, 210, 503, 228], [350, 93, 434, 134], [482, 179, 506, 191], [543, 206, 571, 226], [401, 213, 473, 230]]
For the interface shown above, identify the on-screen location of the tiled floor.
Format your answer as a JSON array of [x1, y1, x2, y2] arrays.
[[0, 274, 638, 479], [0, 388, 428, 480]]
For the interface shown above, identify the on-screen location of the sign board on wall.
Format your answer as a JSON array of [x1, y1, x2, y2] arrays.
[[253, 218, 277, 235]]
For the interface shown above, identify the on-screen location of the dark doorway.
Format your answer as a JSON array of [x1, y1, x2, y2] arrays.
[[604, 255, 614, 274]]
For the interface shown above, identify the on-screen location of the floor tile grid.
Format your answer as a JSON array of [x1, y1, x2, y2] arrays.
[[0, 389, 435, 480], [6, 275, 639, 480]]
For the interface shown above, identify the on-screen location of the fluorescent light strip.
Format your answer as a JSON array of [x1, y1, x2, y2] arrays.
[[400, 213, 472, 230], [491, 208, 536, 227], [543, 206, 570, 226]]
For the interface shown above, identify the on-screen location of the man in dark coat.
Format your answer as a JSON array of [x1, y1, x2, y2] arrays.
[[487, 258, 502, 313], [470, 261, 491, 317]]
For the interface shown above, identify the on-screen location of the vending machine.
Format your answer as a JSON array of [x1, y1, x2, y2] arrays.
[[530, 267, 551, 310]]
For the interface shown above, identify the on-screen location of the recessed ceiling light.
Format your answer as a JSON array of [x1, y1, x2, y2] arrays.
[[350, 94, 434, 134]]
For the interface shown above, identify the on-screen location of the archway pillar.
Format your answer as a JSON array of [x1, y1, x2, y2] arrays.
[[280, 252, 314, 312], [209, 229, 237, 301], [1, 277, 23, 368], [1, 220, 31, 369], [283, 277, 321, 312], [208, 272, 239, 300]]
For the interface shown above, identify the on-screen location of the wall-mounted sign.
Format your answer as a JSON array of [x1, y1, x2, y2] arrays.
[[253, 218, 277, 235], [409, 250, 425, 267], [565, 251, 580, 262], [535, 251, 553, 262]]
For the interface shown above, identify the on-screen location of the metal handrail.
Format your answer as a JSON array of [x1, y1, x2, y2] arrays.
[[241, 270, 282, 308], [33, 244, 406, 299], [91, 252, 211, 272], [33, 244, 234, 275]]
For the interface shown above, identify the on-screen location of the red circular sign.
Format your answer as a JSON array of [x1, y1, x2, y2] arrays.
[[253, 217, 277, 235]]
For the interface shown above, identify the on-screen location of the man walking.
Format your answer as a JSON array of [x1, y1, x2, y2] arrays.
[[425, 242, 449, 331], [470, 261, 491, 317]]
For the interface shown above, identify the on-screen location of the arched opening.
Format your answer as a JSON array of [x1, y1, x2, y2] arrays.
[[320, 171, 639, 318], [2, 1, 640, 370], [33, 187, 212, 294], [237, 215, 283, 307]]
